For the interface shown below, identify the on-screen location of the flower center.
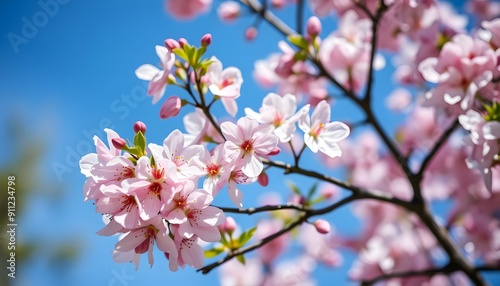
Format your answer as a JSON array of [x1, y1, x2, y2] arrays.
[[240, 140, 253, 154], [151, 167, 165, 180], [309, 123, 324, 138], [219, 77, 234, 89], [207, 163, 219, 177]]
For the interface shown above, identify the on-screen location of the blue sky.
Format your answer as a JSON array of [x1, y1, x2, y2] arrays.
[[2, 0, 499, 285]]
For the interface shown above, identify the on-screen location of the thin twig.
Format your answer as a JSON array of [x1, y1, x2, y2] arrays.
[[416, 118, 460, 179]]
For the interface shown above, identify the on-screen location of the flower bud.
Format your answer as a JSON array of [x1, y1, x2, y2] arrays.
[[178, 37, 188, 48], [306, 16, 322, 36], [320, 185, 338, 200], [271, 0, 286, 9], [164, 38, 180, 51], [111, 138, 127, 150], [258, 172, 269, 187], [200, 33, 212, 47], [218, 216, 237, 233], [245, 27, 257, 41], [314, 219, 331, 234], [160, 96, 182, 119], [133, 121, 147, 134], [267, 147, 281, 156]]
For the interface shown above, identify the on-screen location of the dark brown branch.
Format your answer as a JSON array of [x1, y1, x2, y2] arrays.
[[361, 264, 455, 285], [199, 195, 359, 274], [263, 158, 415, 210], [215, 203, 308, 214], [416, 118, 460, 179]]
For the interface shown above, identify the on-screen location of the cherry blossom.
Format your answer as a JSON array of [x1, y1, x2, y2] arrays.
[[245, 92, 310, 142], [135, 45, 176, 104], [298, 100, 350, 158], [221, 117, 279, 178]]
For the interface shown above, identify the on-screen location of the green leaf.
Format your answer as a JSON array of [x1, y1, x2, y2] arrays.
[[204, 246, 224, 258], [134, 131, 146, 156], [293, 50, 308, 62], [126, 146, 142, 157], [287, 181, 302, 196], [173, 47, 189, 62], [288, 34, 309, 50], [236, 254, 245, 264], [183, 44, 197, 66], [150, 155, 156, 168], [238, 227, 257, 247], [306, 183, 318, 200]]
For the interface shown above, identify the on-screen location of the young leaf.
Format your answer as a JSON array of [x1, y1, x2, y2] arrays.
[[236, 254, 245, 265], [134, 131, 147, 156], [173, 47, 189, 62], [287, 181, 302, 196], [204, 246, 224, 258], [288, 34, 309, 50], [307, 183, 318, 200], [238, 227, 257, 247]]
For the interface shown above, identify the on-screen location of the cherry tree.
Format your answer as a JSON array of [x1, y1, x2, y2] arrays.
[[80, 0, 500, 285]]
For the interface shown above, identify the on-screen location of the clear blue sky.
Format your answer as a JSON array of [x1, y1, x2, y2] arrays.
[[2, 0, 498, 285]]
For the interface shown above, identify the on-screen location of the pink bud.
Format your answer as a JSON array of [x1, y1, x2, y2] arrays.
[[178, 38, 188, 48], [271, 0, 286, 9], [218, 217, 237, 233], [200, 33, 212, 47], [267, 147, 281, 156], [164, 38, 180, 51], [314, 219, 331, 234], [306, 16, 322, 36], [320, 185, 338, 200], [258, 172, 269, 187], [160, 96, 182, 119], [111, 138, 127, 150], [245, 27, 257, 41], [133, 121, 147, 134]]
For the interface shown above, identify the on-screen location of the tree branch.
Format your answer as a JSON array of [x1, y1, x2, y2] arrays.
[[240, 0, 297, 36], [199, 194, 359, 274], [263, 158, 414, 210], [215, 203, 309, 214], [361, 263, 456, 285], [416, 118, 460, 179]]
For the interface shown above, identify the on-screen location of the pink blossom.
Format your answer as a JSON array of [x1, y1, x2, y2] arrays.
[[155, 129, 206, 179], [208, 56, 243, 116], [245, 92, 310, 142], [135, 45, 176, 104], [459, 109, 500, 192], [114, 217, 177, 270], [222, 117, 279, 178], [122, 156, 178, 220], [162, 183, 225, 242], [193, 144, 231, 195], [298, 100, 350, 158], [170, 229, 205, 269], [419, 34, 497, 112], [386, 88, 412, 112], [217, 1, 240, 22], [226, 167, 256, 207], [165, 0, 212, 19]]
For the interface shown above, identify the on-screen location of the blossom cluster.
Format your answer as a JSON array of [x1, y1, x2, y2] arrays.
[[80, 33, 350, 272]]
